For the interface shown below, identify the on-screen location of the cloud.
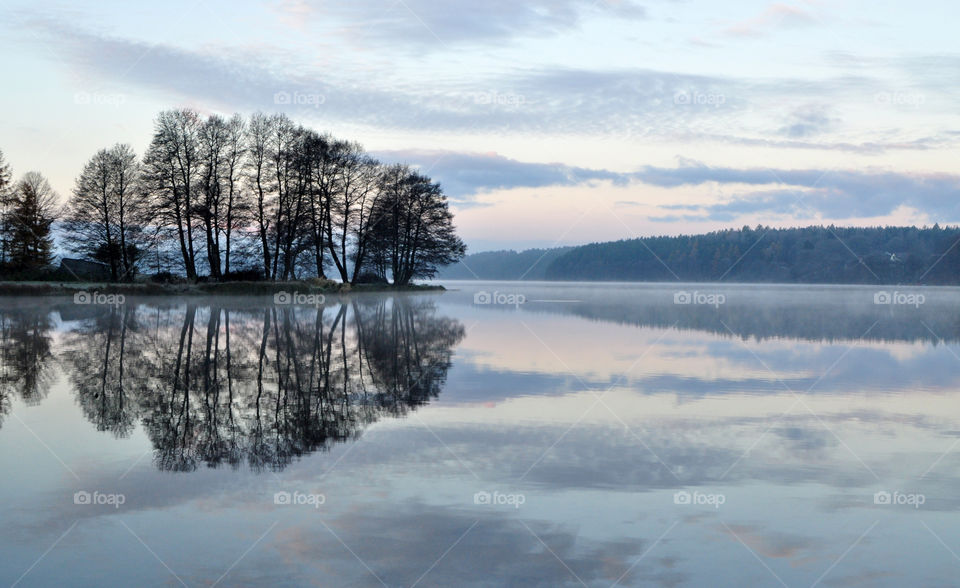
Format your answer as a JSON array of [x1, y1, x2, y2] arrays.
[[18, 15, 958, 153], [372, 150, 960, 223], [371, 149, 627, 201], [724, 2, 817, 38], [273, 0, 647, 48], [634, 162, 960, 221], [777, 104, 839, 138]]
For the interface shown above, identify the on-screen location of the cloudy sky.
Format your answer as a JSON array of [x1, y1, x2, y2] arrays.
[[1, 0, 957, 251]]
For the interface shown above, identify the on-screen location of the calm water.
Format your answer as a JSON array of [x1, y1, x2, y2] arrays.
[[1, 282, 959, 587]]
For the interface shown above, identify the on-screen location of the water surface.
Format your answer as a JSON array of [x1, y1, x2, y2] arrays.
[[2, 282, 959, 587]]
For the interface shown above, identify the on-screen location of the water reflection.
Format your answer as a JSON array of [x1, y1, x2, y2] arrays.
[[53, 297, 465, 472], [0, 305, 56, 427]]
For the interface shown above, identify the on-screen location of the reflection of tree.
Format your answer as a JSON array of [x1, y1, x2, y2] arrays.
[[0, 306, 55, 427], [61, 306, 144, 437], [60, 298, 464, 472]]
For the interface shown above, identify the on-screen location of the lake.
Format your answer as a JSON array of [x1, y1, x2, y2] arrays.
[[1, 282, 959, 587]]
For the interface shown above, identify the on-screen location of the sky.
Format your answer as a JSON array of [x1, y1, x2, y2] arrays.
[[0, 0, 958, 252]]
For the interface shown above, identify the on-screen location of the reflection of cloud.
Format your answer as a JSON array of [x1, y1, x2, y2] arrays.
[[271, 504, 684, 587], [720, 524, 815, 560]]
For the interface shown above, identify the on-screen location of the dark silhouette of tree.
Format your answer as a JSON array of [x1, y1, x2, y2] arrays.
[[142, 109, 202, 280], [367, 165, 466, 284], [0, 149, 13, 267], [450, 225, 960, 286], [0, 306, 55, 429], [62, 144, 146, 280], [7, 172, 57, 273]]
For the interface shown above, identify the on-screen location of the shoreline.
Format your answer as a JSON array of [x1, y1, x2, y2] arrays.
[[0, 281, 445, 297]]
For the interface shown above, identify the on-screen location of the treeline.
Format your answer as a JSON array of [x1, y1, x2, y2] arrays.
[[440, 225, 960, 284], [0, 110, 465, 283], [438, 247, 572, 280]]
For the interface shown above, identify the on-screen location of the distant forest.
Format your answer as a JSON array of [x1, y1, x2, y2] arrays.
[[440, 225, 960, 285]]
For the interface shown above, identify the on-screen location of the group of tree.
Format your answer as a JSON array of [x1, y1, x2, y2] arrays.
[[0, 151, 58, 277], [0, 109, 466, 284], [442, 225, 960, 285]]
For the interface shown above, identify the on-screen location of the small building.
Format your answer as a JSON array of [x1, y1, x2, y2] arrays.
[[59, 258, 112, 281]]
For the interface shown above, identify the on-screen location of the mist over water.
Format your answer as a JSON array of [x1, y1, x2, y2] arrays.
[[2, 284, 959, 586]]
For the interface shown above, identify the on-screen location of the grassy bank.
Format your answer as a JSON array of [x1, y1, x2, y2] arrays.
[[0, 280, 444, 297]]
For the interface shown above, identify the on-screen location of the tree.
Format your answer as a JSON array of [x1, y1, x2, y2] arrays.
[[63, 144, 145, 280], [143, 109, 201, 280], [8, 172, 57, 273], [246, 113, 276, 280], [0, 150, 14, 267], [325, 142, 379, 283], [367, 166, 465, 285], [221, 115, 247, 275]]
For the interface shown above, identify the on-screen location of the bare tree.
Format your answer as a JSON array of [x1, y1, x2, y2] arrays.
[[143, 109, 202, 280], [246, 113, 275, 279], [222, 115, 247, 275], [366, 166, 465, 285], [63, 144, 144, 280], [0, 150, 15, 267]]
